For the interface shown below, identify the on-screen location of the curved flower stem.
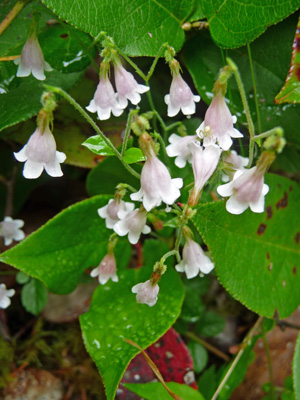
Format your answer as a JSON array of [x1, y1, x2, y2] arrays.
[[166, 121, 182, 132], [247, 43, 262, 134], [121, 109, 139, 156], [251, 127, 283, 142], [151, 131, 171, 167], [226, 58, 255, 167], [145, 43, 168, 81], [43, 85, 141, 180], [210, 316, 263, 400], [160, 249, 179, 265], [174, 204, 189, 254], [111, 45, 146, 80], [0, 0, 31, 36], [262, 332, 275, 400]]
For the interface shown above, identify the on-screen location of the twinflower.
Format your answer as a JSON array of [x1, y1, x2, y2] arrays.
[[98, 198, 134, 229], [90, 253, 118, 285], [14, 111, 66, 179], [0, 284, 15, 309], [196, 92, 243, 150], [132, 279, 159, 307], [166, 134, 197, 168], [131, 133, 183, 211], [0, 217, 25, 246], [113, 207, 151, 244]]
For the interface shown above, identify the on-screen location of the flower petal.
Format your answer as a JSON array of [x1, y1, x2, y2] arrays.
[[23, 160, 44, 179], [226, 195, 249, 214]]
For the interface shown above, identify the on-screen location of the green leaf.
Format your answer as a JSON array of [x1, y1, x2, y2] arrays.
[[275, 17, 300, 103], [201, 0, 300, 48], [186, 0, 205, 21], [188, 341, 208, 373], [41, 0, 197, 56], [123, 148, 145, 164], [0, 195, 114, 294], [192, 174, 300, 318], [196, 311, 225, 337], [16, 271, 30, 284], [293, 333, 300, 400], [86, 156, 141, 196], [197, 366, 218, 400], [21, 278, 48, 315], [82, 135, 116, 156], [124, 382, 205, 400], [80, 240, 184, 400], [183, 14, 300, 148], [180, 285, 204, 323]]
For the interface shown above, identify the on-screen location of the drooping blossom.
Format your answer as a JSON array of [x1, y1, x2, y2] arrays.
[[132, 280, 159, 307], [131, 134, 183, 211], [14, 34, 52, 81], [217, 166, 269, 214], [113, 208, 151, 244], [98, 198, 134, 229], [189, 142, 221, 206], [114, 63, 149, 108], [0, 283, 15, 309], [14, 122, 66, 179], [90, 253, 118, 285], [0, 217, 25, 246], [175, 237, 214, 279], [222, 150, 249, 182], [166, 134, 197, 168], [86, 73, 124, 120], [164, 73, 200, 117], [196, 92, 243, 150]]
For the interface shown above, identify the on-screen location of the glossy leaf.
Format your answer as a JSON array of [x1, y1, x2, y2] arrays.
[[201, 0, 300, 48], [275, 17, 300, 103], [86, 156, 141, 196], [187, 341, 208, 374], [41, 0, 197, 56], [21, 278, 48, 315], [124, 382, 205, 400], [82, 135, 116, 156], [80, 240, 184, 400], [183, 14, 300, 148], [0, 195, 120, 294], [192, 174, 300, 318], [294, 332, 300, 400], [123, 148, 145, 164]]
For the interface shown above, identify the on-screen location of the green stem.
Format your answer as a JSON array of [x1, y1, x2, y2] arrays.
[[251, 127, 283, 141], [227, 58, 255, 167], [112, 45, 146, 80], [118, 183, 137, 193], [43, 85, 141, 180], [247, 44, 261, 134], [151, 131, 171, 167], [161, 249, 178, 263], [166, 121, 182, 132], [145, 43, 167, 81], [262, 332, 275, 400], [210, 316, 263, 400], [185, 332, 230, 362], [0, 0, 31, 36], [174, 204, 189, 253], [121, 109, 139, 156]]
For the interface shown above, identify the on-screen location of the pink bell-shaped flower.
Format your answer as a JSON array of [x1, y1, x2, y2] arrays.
[[196, 92, 243, 150], [14, 121, 66, 179], [90, 253, 118, 285], [166, 134, 197, 168], [165, 73, 200, 117], [175, 237, 214, 279], [0, 284, 15, 309], [217, 166, 269, 214], [86, 70, 124, 120], [114, 63, 149, 108], [132, 279, 159, 307], [113, 208, 151, 244], [0, 217, 25, 246], [98, 198, 134, 229], [14, 34, 52, 81]]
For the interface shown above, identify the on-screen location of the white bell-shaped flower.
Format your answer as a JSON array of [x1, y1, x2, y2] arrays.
[[166, 134, 197, 168], [114, 63, 149, 108], [113, 208, 151, 244], [0, 216, 25, 246], [90, 253, 118, 285], [98, 198, 134, 229], [175, 237, 214, 279], [222, 150, 249, 182], [165, 73, 200, 117], [217, 166, 269, 214], [131, 152, 183, 211], [14, 123, 66, 179], [14, 34, 52, 81], [86, 75, 124, 120], [196, 93, 243, 150], [132, 279, 159, 307], [0, 284, 15, 309]]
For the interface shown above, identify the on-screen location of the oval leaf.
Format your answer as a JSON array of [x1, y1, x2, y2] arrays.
[[82, 135, 116, 156], [123, 148, 145, 164], [192, 174, 300, 318]]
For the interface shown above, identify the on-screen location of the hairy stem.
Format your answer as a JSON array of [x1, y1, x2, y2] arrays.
[[121, 109, 139, 156], [0, 0, 31, 36], [247, 44, 262, 134], [44, 85, 140, 179]]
